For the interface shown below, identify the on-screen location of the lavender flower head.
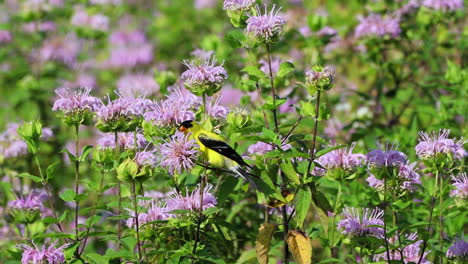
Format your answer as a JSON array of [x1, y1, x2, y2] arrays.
[[166, 185, 217, 212], [422, 0, 463, 12], [224, 0, 256, 11], [367, 162, 421, 192], [259, 57, 281, 76], [373, 233, 430, 263], [0, 30, 12, 44], [247, 141, 292, 155], [447, 237, 468, 260], [135, 151, 157, 168], [206, 96, 230, 120], [415, 129, 467, 161], [97, 132, 148, 150], [18, 241, 69, 264], [71, 8, 109, 31], [52, 87, 102, 126], [246, 5, 286, 43], [96, 95, 152, 132], [181, 57, 228, 96], [8, 191, 46, 212], [337, 207, 384, 238], [159, 131, 199, 175], [450, 173, 468, 200], [127, 201, 172, 228], [107, 30, 153, 68], [37, 35, 81, 66], [366, 143, 407, 168], [117, 73, 159, 98], [305, 65, 334, 91], [317, 143, 366, 172], [354, 14, 401, 39]]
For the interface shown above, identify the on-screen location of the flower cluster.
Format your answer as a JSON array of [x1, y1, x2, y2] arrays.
[[0, 30, 12, 44], [354, 14, 401, 39], [366, 144, 407, 168], [126, 201, 173, 228], [181, 57, 228, 96], [18, 241, 69, 264], [159, 132, 199, 175], [107, 30, 153, 68], [71, 8, 109, 31], [446, 237, 468, 260], [96, 96, 152, 132], [97, 132, 148, 150], [337, 207, 384, 239], [373, 233, 430, 263], [223, 0, 255, 11], [117, 73, 160, 98], [315, 143, 365, 177], [166, 185, 217, 212], [366, 162, 421, 192], [450, 173, 468, 200], [422, 0, 463, 12], [8, 191, 46, 223], [52, 87, 102, 126], [246, 5, 285, 43], [415, 129, 466, 162], [247, 141, 291, 155], [37, 35, 81, 66]]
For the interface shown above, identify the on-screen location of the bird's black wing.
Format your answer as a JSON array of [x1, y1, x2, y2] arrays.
[[198, 135, 249, 167]]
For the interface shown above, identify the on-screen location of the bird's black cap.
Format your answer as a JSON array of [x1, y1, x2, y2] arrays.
[[179, 120, 194, 129]]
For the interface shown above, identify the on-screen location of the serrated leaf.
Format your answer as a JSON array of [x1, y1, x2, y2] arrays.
[[60, 189, 76, 202], [262, 127, 277, 142], [287, 230, 312, 264], [298, 100, 315, 117], [225, 29, 246, 48], [17, 173, 43, 183], [277, 62, 295, 78], [242, 65, 267, 79], [311, 189, 333, 215], [280, 161, 300, 185], [217, 176, 239, 205], [294, 186, 312, 227], [255, 223, 276, 264], [262, 96, 287, 111], [46, 162, 60, 181]]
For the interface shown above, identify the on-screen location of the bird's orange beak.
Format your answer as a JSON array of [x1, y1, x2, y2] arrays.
[[179, 126, 186, 133]]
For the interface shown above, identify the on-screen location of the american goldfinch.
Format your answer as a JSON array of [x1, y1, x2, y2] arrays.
[[178, 120, 258, 182]]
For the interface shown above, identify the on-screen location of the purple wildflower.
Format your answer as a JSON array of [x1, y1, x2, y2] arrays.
[[107, 30, 153, 68], [206, 96, 230, 119], [18, 241, 69, 264], [159, 132, 199, 174], [181, 57, 228, 96], [422, 0, 463, 11], [317, 26, 338, 37], [247, 141, 292, 155], [71, 8, 109, 31], [117, 73, 159, 98], [305, 66, 334, 90], [450, 173, 468, 199], [366, 162, 421, 193], [166, 185, 217, 212], [135, 151, 157, 168], [0, 123, 52, 159], [447, 237, 468, 260], [0, 30, 12, 44], [246, 5, 286, 42], [373, 233, 430, 263], [144, 89, 197, 127], [259, 57, 281, 76], [97, 132, 147, 150], [366, 143, 407, 167], [37, 35, 81, 66], [96, 96, 152, 132], [317, 143, 366, 171], [8, 191, 46, 212], [127, 201, 172, 228], [22, 21, 57, 33], [415, 129, 467, 160], [223, 0, 255, 11], [337, 207, 384, 238], [354, 14, 401, 39], [278, 97, 297, 113], [52, 87, 102, 115]]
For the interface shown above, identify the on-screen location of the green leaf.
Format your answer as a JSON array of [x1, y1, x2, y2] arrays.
[[280, 161, 300, 185], [79, 145, 93, 162], [242, 66, 267, 80], [298, 100, 315, 117], [84, 253, 109, 264], [60, 189, 76, 202], [277, 62, 295, 78], [311, 189, 333, 215], [225, 29, 246, 49], [262, 96, 287, 111], [445, 60, 464, 84], [262, 127, 277, 142], [62, 149, 78, 162], [46, 162, 60, 181], [294, 186, 312, 228], [17, 172, 43, 183], [217, 176, 239, 205], [318, 103, 330, 121]]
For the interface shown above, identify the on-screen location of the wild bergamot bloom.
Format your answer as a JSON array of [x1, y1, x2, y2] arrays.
[[315, 142, 365, 179], [246, 4, 285, 44], [17, 241, 70, 264], [181, 56, 228, 96], [416, 129, 466, 161], [8, 190, 46, 223], [159, 131, 199, 175], [450, 173, 468, 203], [337, 207, 384, 238], [446, 237, 468, 261], [373, 233, 430, 263], [52, 87, 102, 126], [354, 14, 401, 39], [422, 0, 463, 12], [166, 185, 217, 212]]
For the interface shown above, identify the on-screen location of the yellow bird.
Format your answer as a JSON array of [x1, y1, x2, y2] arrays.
[[178, 120, 258, 182]]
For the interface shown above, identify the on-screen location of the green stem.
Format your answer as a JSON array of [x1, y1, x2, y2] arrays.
[[74, 124, 80, 241], [191, 172, 207, 263], [306, 91, 322, 175], [330, 183, 341, 258], [438, 170, 444, 264], [383, 171, 391, 263], [266, 43, 279, 133], [132, 180, 143, 261], [114, 132, 122, 252]]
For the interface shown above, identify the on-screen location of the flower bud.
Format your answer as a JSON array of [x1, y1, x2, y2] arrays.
[[305, 65, 334, 93], [17, 121, 43, 155], [116, 159, 139, 182], [9, 208, 41, 224], [227, 108, 251, 129]]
